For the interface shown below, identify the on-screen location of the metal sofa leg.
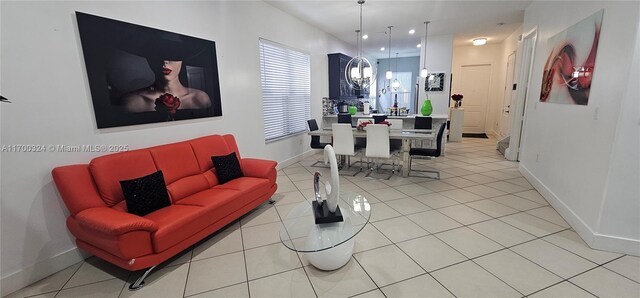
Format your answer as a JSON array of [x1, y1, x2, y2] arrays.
[[268, 199, 275, 204], [129, 265, 157, 291]]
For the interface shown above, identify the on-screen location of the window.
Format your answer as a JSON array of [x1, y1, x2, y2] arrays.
[[259, 39, 311, 142], [378, 72, 414, 113]]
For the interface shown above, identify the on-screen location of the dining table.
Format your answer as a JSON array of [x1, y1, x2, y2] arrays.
[[308, 127, 435, 177]]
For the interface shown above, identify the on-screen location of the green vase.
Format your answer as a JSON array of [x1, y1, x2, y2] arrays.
[[348, 105, 357, 115], [420, 99, 433, 116]]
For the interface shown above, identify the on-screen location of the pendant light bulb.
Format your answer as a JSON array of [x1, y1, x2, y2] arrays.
[[392, 52, 400, 90], [386, 25, 393, 82], [392, 79, 400, 89], [420, 21, 430, 78]]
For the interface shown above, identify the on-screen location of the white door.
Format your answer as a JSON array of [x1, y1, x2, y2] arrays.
[[460, 64, 491, 133], [500, 53, 517, 137]]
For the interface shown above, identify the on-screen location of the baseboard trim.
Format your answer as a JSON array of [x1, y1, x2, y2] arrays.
[[520, 164, 639, 256], [1, 247, 87, 297], [276, 150, 317, 170], [592, 233, 640, 256]]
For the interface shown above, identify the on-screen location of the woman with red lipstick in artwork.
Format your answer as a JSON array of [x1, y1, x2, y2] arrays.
[[122, 34, 211, 114], [122, 59, 211, 113]]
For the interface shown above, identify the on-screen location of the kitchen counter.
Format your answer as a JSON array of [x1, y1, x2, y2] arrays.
[[323, 113, 448, 119]]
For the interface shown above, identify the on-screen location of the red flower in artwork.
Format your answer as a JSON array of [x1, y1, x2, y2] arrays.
[[378, 120, 392, 126], [155, 93, 181, 120]]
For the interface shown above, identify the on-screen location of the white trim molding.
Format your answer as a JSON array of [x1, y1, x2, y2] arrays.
[[1, 247, 86, 297], [520, 164, 640, 256]]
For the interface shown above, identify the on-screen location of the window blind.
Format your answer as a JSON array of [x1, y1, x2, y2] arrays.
[[259, 39, 311, 142]]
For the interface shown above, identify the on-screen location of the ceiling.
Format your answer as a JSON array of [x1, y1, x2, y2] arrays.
[[265, 0, 530, 59]]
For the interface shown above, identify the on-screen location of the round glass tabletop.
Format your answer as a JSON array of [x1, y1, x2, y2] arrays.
[[279, 193, 371, 253]]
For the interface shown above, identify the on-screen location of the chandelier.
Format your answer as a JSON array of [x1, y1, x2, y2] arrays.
[[345, 0, 375, 90]]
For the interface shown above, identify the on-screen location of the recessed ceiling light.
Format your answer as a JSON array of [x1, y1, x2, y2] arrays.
[[380, 47, 385, 51], [473, 38, 487, 46], [416, 44, 421, 48], [409, 29, 415, 34], [362, 34, 368, 39]]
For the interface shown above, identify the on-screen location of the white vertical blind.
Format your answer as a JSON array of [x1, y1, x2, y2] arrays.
[[259, 39, 311, 142]]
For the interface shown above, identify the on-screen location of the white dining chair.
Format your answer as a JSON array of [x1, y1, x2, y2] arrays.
[[331, 123, 362, 175], [365, 124, 397, 179], [386, 119, 403, 152]]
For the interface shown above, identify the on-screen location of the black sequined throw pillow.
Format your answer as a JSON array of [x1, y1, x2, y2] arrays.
[[212, 152, 244, 184], [120, 170, 171, 216]]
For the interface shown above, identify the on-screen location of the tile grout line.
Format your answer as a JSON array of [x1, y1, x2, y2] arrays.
[[236, 219, 252, 298], [180, 249, 194, 297], [359, 212, 458, 297], [272, 200, 320, 298], [49, 260, 84, 298]]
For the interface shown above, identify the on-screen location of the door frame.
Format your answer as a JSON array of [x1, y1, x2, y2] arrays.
[[500, 51, 517, 137], [506, 27, 538, 161]]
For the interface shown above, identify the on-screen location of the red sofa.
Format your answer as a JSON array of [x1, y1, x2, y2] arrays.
[[52, 134, 277, 287]]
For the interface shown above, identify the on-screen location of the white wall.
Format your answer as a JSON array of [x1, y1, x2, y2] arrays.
[[519, 1, 640, 255], [451, 44, 504, 135], [595, 14, 640, 251], [418, 34, 454, 115], [0, 1, 353, 295]]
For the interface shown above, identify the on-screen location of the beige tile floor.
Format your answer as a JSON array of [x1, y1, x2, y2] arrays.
[[6, 137, 640, 298]]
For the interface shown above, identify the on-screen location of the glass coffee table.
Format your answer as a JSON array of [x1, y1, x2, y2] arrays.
[[279, 193, 371, 270]]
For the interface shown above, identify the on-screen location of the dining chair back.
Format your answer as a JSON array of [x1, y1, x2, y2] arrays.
[[414, 116, 432, 129], [307, 119, 329, 149], [331, 123, 355, 156], [337, 114, 353, 126], [332, 123, 363, 175], [307, 119, 330, 167], [408, 123, 447, 179], [372, 115, 387, 124], [365, 124, 390, 159], [365, 124, 397, 179]]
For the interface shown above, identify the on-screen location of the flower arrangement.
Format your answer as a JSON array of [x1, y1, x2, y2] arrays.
[[356, 120, 373, 131], [155, 93, 181, 120], [451, 94, 463, 108]]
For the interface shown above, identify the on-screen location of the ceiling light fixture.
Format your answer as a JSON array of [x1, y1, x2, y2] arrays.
[[473, 38, 487, 46], [420, 21, 430, 78], [345, 0, 375, 90], [380, 47, 385, 51], [416, 44, 421, 48], [385, 26, 393, 80], [409, 29, 415, 34], [362, 34, 368, 39]]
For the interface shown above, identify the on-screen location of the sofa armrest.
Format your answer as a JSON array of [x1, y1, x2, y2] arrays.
[[75, 207, 158, 236], [241, 158, 277, 179], [52, 164, 108, 215]]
